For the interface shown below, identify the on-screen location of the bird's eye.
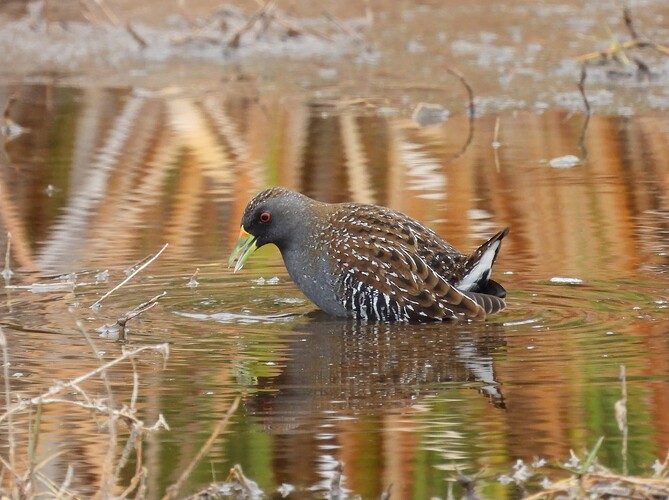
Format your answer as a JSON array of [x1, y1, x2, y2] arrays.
[[259, 211, 271, 223]]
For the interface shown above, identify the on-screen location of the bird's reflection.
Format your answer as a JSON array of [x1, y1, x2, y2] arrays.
[[243, 315, 507, 490], [247, 314, 507, 426]]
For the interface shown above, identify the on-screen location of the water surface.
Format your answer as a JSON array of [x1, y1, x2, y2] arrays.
[[0, 82, 668, 498]]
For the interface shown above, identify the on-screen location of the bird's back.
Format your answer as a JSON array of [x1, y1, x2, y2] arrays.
[[308, 202, 505, 321]]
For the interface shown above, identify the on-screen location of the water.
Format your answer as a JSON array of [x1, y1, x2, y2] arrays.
[[0, 82, 668, 498]]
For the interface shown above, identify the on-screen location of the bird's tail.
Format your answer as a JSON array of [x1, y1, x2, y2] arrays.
[[456, 228, 509, 298]]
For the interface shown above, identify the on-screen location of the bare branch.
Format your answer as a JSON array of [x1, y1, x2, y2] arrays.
[[0, 343, 170, 424], [91, 243, 169, 309], [162, 396, 241, 499]]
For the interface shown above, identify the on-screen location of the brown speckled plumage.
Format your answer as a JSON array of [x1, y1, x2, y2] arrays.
[[230, 187, 509, 322]]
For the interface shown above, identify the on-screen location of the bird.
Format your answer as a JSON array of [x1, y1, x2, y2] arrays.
[[228, 187, 509, 322]]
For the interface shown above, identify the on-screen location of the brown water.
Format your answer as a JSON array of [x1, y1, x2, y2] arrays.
[[1, 78, 669, 497]]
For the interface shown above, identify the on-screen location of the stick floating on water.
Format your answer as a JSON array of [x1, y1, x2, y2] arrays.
[[91, 243, 169, 310]]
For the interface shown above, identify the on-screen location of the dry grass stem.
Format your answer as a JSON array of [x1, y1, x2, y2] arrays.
[[322, 11, 364, 43], [54, 464, 74, 500], [91, 243, 169, 309], [0, 328, 16, 476], [117, 291, 166, 328], [2, 232, 13, 280], [1, 331, 170, 499], [89, 0, 120, 26], [615, 365, 628, 476], [0, 343, 169, 424], [443, 65, 475, 163], [27, 403, 42, 492], [577, 7, 669, 62], [126, 22, 148, 48], [162, 396, 241, 499], [493, 117, 501, 172], [78, 323, 117, 498], [228, 0, 277, 48], [577, 64, 591, 156]]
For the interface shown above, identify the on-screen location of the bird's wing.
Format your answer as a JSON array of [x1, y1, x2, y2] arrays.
[[329, 221, 488, 321]]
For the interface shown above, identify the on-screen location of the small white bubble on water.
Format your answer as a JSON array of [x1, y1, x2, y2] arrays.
[[549, 276, 583, 284], [527, 346, 535, 350], [549, 155, 580, 168]]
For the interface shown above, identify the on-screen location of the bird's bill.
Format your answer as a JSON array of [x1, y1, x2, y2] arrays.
[[228, 226, 258, 272]]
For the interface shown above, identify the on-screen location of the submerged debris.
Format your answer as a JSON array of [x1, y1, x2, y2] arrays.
[[187, 268, 200, 288], [577, 7, 669, 81], [548, 155, 581, 168], [187, 465, 263, 499], [412, 102, 450, 127], [1, 96, 27, 141], [0, 1, 357, 76]]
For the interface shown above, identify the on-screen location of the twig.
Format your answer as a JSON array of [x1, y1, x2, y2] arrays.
[[90, 0, 120, 26], [323, 11, 364, 43], [577, 7, 669, 62], [0, 328, 16, 475], [0, 343, 170, 424], [187, 268, 200, 288], [130, 357, 139, 409], [492, 117, 501, 172], [364, 0, 373, 26], [251, 0, 334, 42], [126, 22, 148, 48], [616, 365, 628, 476], [623, 7, 639, 40], [112, 291, 166, 341], [91, 243, 169, 309], [578, 64, 591, 118], [162, 396, 241, 499], [226, 465, 257, 496], [115, 425, 140, 477], [444, 65, 475, 163], [0, 255, 8, 293], [78, 322, 117, 498], [577, 64, 591, 157], [27, 403, 41, 493], [228, 0, 276, 48], [272, 12, 333, 42], [117, 292, 166, 328], [380, 483, 393, 500], [2, 96, 15, 124], [54, 465, 73, 500], [119, 466, 147, 499]]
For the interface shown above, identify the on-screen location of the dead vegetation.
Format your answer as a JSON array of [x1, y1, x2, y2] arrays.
[[575, 6, 669, 154], [577, 7, 669, 81], [0, 326, 171, 498]]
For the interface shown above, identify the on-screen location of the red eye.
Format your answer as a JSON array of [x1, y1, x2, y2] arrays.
[[259, 211, 271, 223]]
